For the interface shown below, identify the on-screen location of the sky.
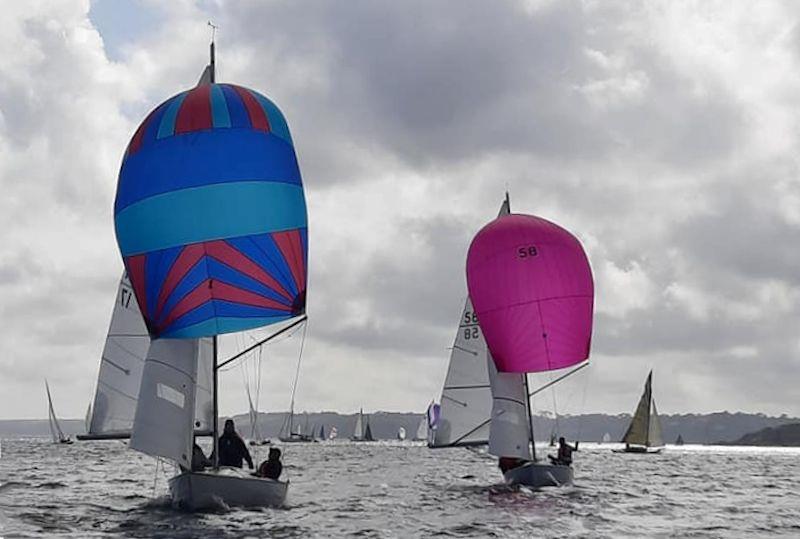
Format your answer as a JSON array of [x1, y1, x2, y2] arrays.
[[2, 0, 800, 420]]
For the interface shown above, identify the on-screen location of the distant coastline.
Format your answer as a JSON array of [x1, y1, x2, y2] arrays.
[[2, 411, 798, 445]]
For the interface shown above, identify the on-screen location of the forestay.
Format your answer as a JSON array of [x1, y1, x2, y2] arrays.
[[130, 339, 201, 467], [429, 298, 493, 447]]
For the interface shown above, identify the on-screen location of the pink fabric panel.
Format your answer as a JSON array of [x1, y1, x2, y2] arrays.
[[466, 214, 594, 373]]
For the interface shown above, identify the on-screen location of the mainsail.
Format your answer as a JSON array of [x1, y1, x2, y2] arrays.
[[429, 297, 493, 447], [621, 371, 664, 447], [353, 409, 364, 440], [45, 380, 67, 443], [84, 274, 213, 440], [414, 415, 427, 441]]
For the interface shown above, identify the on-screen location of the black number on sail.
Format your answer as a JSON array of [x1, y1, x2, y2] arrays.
[[463, 327, 479, 340], [517, 245, 538, 258], [120, 288, 132, 308]]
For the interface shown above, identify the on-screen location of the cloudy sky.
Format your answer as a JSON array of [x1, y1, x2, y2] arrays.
[[2, 0, 800, 420]]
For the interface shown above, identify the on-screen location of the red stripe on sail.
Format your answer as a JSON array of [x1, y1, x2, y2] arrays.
[[127, 105, 160, 155], [125, 254, 148, 319], [157, 279, 214, 332], [204, 240, 293, 302], [273, 230, 305, 293], [153, 244, 205, 321], [210, 281, 293, 311], [174, 85, 213, 134], [231, 85, 270, 131]]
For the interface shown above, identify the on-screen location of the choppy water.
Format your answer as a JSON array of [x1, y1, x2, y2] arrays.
[[0, 439, 798, 538]]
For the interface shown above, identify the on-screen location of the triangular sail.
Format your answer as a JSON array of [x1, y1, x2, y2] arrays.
[[414, 415, 427, 441], [129, 339, 200, 467], [622, 371, 653, 446], [648, 399, 664, 448], [353, 409, 364, 439], [429, 298, 493, 447], [364, 419, 374, 441], [487, 356, 531, 460], [45, 381, 66, 443], [85, 273, 213, 439]]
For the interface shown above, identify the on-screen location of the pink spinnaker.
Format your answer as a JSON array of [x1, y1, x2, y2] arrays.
[[466, 214, 594, 374]]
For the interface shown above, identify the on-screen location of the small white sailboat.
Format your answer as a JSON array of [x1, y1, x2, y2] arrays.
[[602, 432, 611, 443], [397, 427, 407, 441], [45, 381, 72, 445], [412, 411, 428, 442], [614, 370, 664, 454], [351, 409, 376, 442]]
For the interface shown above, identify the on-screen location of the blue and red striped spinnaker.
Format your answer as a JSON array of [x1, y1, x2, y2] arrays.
[[114, 83, 307, 339]]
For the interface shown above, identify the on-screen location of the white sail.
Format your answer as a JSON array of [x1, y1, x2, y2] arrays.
[[84, 403, 92, 433], [414, 415, 427, 441], [86, 274, 214, 439], [45, 380, 66, 443], [246, 384, 260, 440], [397, 427, 407, 440], [649, 400, 664, 448], [430, 298, 493, 447], [353, 409, 364, 439], [129, 339, 200, 467], [487, 358, 532, 460], [87, 274, 150, 436]]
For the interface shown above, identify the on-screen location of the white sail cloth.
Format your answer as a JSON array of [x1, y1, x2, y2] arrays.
[[430, 298, 493, 447], [87, 273, 213, 438], [487, 359, 532, 460], [622, 371, 664, 447], [130, 339, 203, 467], [45, 381, 66, 443]]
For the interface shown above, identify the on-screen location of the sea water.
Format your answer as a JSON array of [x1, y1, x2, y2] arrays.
[[0, 439, 798, 538]]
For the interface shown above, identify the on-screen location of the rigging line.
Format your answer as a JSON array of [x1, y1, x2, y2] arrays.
[[217, 315, 307, 370]]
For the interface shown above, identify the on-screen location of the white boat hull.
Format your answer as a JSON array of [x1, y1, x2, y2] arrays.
[[503, 462, 573, 488], [169, 468, 288, 510]]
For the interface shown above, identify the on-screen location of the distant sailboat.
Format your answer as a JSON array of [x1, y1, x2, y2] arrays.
[[602, 432, 611, 443], [45, 381, 72, 445], [352, 409, 376, 442], [397, 427, 407, 441], [614, 371, 664, 454], [279, 408, 314, 443], [318, 425, 326, 441], [328, 426, 338, 440], [413, 413, 428, 442], [675, 434, 684, 446]]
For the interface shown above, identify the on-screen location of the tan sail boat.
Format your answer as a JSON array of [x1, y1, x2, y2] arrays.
[[614, 370, 664, 454]]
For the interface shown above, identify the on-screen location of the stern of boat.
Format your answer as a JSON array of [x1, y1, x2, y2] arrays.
[[169, 468, 288, 510], [503, 462, 574, 488]]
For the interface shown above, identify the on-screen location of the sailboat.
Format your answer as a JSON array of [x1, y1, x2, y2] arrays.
[[106, 36, 309, 509], [412, 414, 428, 442], [351, 409, 376, 442], [246, 387, 270, 446], [614, 371, 664, 454], [79, 273, 214, 442], [431, 194, 595, 489], [318, 425, 326, 441], [45, 381, 72, 445], [675, 434, 684, 445], [397, 427, 407, 441], [278, 409, 314, 443]]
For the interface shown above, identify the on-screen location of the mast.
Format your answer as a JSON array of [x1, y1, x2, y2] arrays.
[[212, 335, 219, 469], [523, 374, 536, 461], [208, 21, 217, 83]]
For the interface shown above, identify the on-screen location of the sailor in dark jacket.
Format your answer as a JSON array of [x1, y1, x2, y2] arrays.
[[213, 419, 254, 469]]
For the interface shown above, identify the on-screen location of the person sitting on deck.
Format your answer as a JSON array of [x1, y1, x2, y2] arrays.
[[256, 447, 283, 480], [498, 456, 528, 474], [549, 437, 578, 466], [212, 419, 254, 469], [191, 442, 212, 472]]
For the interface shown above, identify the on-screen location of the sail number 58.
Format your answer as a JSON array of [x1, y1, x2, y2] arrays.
[[517, 245, 538, 258]]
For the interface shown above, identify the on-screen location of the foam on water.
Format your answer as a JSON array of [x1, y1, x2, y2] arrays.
[[0, 439, 799, 537]]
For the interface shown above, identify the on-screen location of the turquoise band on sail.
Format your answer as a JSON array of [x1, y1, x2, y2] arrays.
[[115, 181, 307, 256], [161, 315, 293, 339]]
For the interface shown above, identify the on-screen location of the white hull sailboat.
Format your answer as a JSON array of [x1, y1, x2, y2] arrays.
[[614, 370, 664, 454], [169, 467, 288, 511], [431, 194, 588, 489], [351, 408, 376, 442]]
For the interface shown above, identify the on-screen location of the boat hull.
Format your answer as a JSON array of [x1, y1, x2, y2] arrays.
[[503, 462, 573, 488], [612, 446, 663, 454], [168, 468, 288, 510]]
